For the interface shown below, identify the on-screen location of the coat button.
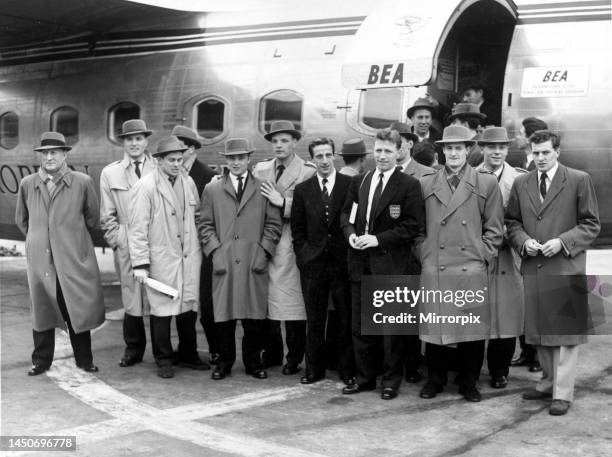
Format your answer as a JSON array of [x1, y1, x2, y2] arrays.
[[461, 220, 467, 225], [462, 267, 467, 272], [328, 234, 332, 238], [172, 211, 176, 215], [235, 259, 240, 264], [440, 266, 445, 271], [440, 244, 445, 249], [537, 264, 542, 269], [460, 245, 466, 251], [184, 254, 188, 258], [441, 220, 446, 226], [45, 273, 49, 277], [45, 249, 50, 253], [537, 216, 542, 220], [234, 235, 239, 240]]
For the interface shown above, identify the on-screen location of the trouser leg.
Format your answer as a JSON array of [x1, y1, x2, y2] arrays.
[[332, 274, 354, 380], [123, 313, 146, 359], [216, 320, 237, 371], [200, 256, 218, 355], [351, 281, 378, 386], [519, 335, 537, 362], [552, 345, 579, 402], [56, 279, 92, 367], [404, 335, 422, 374], [425, 343, 449, 387], [176, 310, 199, 362], [285, 320, 306, 366], [242, 319, 266, 372], [487, 337, 516, 378], [381, 335, 405, 389], [32, 328, 55, 368], [150, 315, 173, 367], [264, 319, 284, 366], [457, 340, 485, 389], [301, 270, 330, 377]]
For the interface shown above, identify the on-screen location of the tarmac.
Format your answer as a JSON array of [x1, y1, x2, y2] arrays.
[[1, 241, 612, 457]]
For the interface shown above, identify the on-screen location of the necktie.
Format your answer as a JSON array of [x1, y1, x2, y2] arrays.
[[321, 178, 330, 223], [168, 175, 176, 186], [45, 177, 56, 196], [540, 172, 547, 200], [237, 175, 244, 202], [369, 172, 384, 233], [134, 160, 142, 179], [449, 174, 460, 193], [276, 165, 285, 183]]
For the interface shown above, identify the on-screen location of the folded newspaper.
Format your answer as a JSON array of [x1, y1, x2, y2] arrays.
[[145, 277, 179, 299]]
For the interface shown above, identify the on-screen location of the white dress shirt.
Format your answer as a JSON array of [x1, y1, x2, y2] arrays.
[[229, 171, 248, 195], [538, 162, 559, 201], [365, 167, 395, 229], [317, 170, 336, 194]]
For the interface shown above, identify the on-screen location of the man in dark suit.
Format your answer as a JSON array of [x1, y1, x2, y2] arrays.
[[461, 83, 500, 127], [340, 129, 425, 400], [291, 137, 354, 384], [172, 125, 218, 364], [506, 130, 600, 416]]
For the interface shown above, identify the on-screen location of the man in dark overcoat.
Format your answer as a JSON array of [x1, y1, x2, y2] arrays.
[[506, 130, 600, 415], [15, 132, 104, 375]]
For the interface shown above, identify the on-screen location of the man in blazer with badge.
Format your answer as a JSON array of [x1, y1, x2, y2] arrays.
[[291, 137, 354, 384], [506, 130, 600, 415], [340, 128, 425, 400], [172, 125, 219, 365]]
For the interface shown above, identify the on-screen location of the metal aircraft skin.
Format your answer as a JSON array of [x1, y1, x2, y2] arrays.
[[0, 0, 611, 245]]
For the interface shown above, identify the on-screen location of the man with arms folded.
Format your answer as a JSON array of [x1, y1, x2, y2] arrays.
[[506, 130, 600, 415], [199, 138, 282, 380], [340, 129, 425, 400], [417, 125, 504, 402], [291, 137, 354, 385], [129, 136, 204, 379]]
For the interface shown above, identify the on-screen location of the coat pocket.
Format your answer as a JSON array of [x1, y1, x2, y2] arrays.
[[212, 248, 227, 275], [251, 243, 268, 274]]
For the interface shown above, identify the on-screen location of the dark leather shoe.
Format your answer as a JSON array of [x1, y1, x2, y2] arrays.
[[282, 363, 301, 375], [529, 362, 542, 372], [419, 382, 443, 399], [342, 376, 356, 386], [522, 389, 552, 400], [381, 387, 398, 400], [342, 382, 375, 395], [27, 364, 49, 376], [300, 374, 324, 384], [119, 355, 143, 367], [549, 399, 571, 416], [211, 366, 231, 380], [510, 355, 529, 366], [157, 365, 174, 379], [490, 375, 508, 389], [405, 371, 423, 383], [459, 386, 482, 402], [250, 368, 268, 379], [78, 363, 99, 373], [179, 358, 211, 371]]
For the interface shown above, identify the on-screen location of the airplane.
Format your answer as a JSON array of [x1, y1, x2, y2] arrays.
[[1, 0, 611, 246]]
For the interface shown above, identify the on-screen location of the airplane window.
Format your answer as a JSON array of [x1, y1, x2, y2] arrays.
[[50, 106, 79, 146], [359, 88, 403, 129], [195, 98, 225, 139], [259, 90, 303, 134], [0, 112, 19, 150], [108, 102, 141, 143]]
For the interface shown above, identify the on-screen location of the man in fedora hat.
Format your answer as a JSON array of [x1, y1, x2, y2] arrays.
[[100, 119, 159, 368], [338, 138, 368, 177], [253, 120, 316, 375], [290, 137, 354, 385], [128, 136, 205, 378], [389, 122, 434, 180], [16, 132, 104, 375], [476, 127, 527, 389], [448, 103, 486, 167], [199, 138, 282, 380], [416, 125, 504, 402], [461, 82, 500, 127], [407, 97, 442, 144], [506, 130, 599, 415], [171, 125, 219, 366]]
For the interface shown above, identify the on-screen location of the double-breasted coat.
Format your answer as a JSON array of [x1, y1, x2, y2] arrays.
[[252, 155, 316, 320], [100, 155, 156, 315], [128, 168, 202, 317], [416, 165, 504, 345], [198, 173, 282, 322], [505, 164, 600, 346], [475, 162, 526, 338], [15, 169, 105, 333]]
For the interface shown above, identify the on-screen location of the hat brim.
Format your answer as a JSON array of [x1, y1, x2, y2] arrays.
[[263, 129, 302, 142], [117, 130, 153, 139], [153, 147, 188, 157], [398, 132, 419, 143], [35, 145, 71, 152], [435, 139, 476, 146], [477, 139, 510, 145], [407, 105, 435, 118], [220, 149, 254, 156], [177, 137, 202, 148], [337, 152, 367, 157]]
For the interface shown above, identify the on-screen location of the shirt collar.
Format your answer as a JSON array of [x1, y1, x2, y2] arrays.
[[374, 166, 396, 181], [229, 171, 248, 186], [538, 162, 559, 181], [317, 169, 336, 187]]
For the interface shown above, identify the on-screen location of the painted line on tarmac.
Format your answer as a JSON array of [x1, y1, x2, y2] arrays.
[[36, 359, 332, 457]]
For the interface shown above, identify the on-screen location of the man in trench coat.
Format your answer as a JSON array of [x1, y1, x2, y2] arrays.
[[100, 119, 157, 368], [416, 125, 504, 402], [475, 127, 526, 389], [506, 130, 600, 415], [15, 132, 104, 375], [252, 120, 316, 374], [199, 138, 282, 380], [129, 136, 204, 379]]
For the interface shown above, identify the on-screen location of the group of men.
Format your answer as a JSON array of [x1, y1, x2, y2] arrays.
[[16, 89, 600, 417]]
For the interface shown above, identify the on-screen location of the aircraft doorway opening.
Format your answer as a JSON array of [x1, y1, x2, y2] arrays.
[[428, 0, 516, 127]]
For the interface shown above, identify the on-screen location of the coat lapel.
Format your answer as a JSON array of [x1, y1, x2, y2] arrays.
[[276, 155, 303, 194], [327, 175, 345, 225], [156, 170, 177, 212], [524, 171, 541, 215], [34, 176, 50, 211], [538, 165, 567, 215], [222, 174, 239, 204], [431, 168, 451, 208], [373, 169, 401, 222], [358, 170, 373, 229], [237, 173, 257, 213], [442, 166, 476, 220]]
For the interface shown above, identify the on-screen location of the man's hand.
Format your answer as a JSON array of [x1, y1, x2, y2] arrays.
[[349, 233, 360, 250], [355, 234, 379, 250], [133, 269, 149, 284], [541, 238, 562, 257], [524, 238, 543, 257], [260, 181, 284, 207]]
